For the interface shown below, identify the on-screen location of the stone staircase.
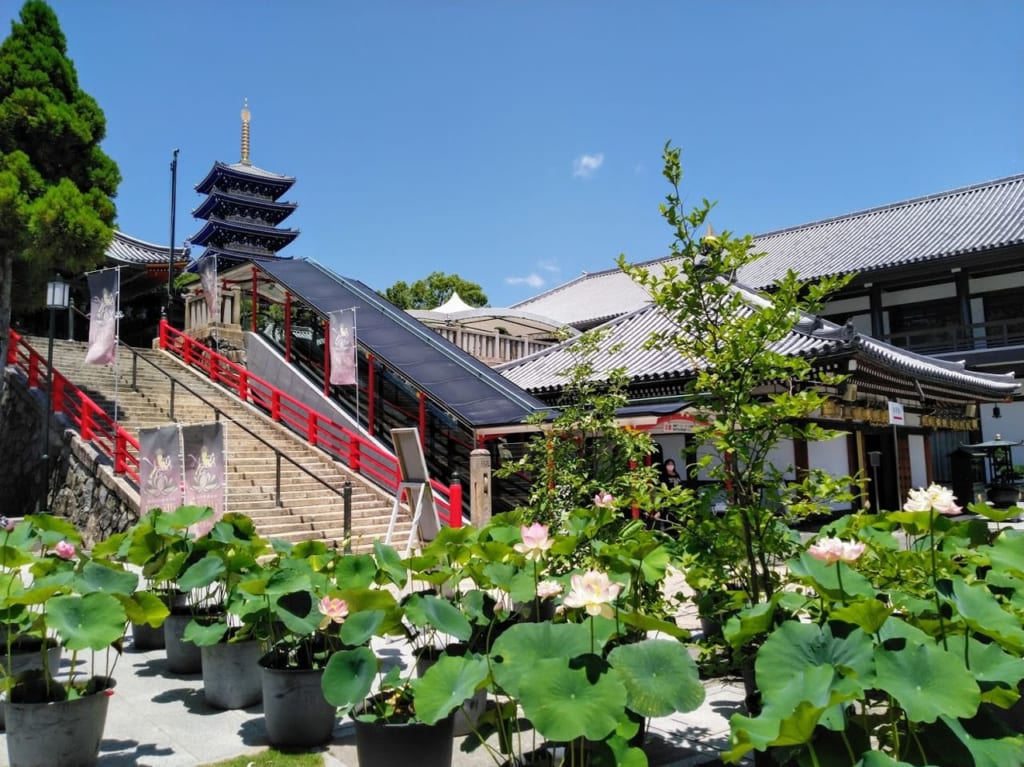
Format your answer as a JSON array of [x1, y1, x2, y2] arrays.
[[31, 336, 412, 549]]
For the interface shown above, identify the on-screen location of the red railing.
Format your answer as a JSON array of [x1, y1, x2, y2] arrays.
[[157, 320, 462, 526], [7, 330, 140, 482]]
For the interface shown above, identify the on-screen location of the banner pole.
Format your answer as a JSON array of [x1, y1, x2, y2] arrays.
[[112, 267, 122, 422], [353, 308, 360, 431]]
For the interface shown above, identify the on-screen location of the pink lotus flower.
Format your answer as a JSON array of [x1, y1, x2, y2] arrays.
[[807, 537, 865, 565], [317, 596, 349, 626], [594, 492, 615, 509], [563, 570, 622, 618], [903, 484, 962, 516], [536, 579, 563, 600], [54, 540, 75, 560], [514, 523, 553, 562]]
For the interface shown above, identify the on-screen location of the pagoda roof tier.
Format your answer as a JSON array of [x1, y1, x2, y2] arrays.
[[189, 216, 299, 252], [190, 246, 293, 272], [192, 190, 297, 226], [194, 161, 296, 200]]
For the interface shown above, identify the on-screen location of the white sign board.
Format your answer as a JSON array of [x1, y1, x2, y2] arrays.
[[888, 401, 905, 426]]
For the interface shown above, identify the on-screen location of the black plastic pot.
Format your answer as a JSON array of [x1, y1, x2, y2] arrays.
[[354, 708, 455, 767], [259, 658, 336, 747]]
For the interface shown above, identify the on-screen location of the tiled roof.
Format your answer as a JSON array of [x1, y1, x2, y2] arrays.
[[740, 173, 1024, 288], [512, 173, 1024, 327], [498, 282, 1020, 400], [107, 231, 188, 265], [510, 258, 678, 328]]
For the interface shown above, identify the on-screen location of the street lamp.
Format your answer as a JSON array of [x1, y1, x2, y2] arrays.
[[868, 450, 882, 513], [41, 274, 70, 512]]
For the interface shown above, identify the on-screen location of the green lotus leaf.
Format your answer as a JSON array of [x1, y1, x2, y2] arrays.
[[947, 576, 1024, 653], [944, 635, 1024, 687], [410, 653, 488, 725], [617, 609, 690, 639], [970, 503, 1023, 524], [981, 530, 1024, 578], [939, 714, 1024, 767], [372, 540, 407, 587], [507, 568, 536, 604], [322, 645, 377, 712], [404, 593, 472, 642], [723, 600, 776, 648], [490, 621, 591, 698], [177, 556, 226, 591], [0, 545, 34, 569], [75, 560, 139, 596], [335, 553, 377, 589], [339, 609, 384, 646], [726, 708, 783, 761], [273, 591, 320, 636], [755, 622, 873, 704], [46, 592, 127, 651], [264, 566, 313, 597], [183, 617, 228, 646], [516, 657, 626, 742], [155, 505, 214, 533], [829, 599, 893, 634], [876, 614, 932, 646], [608, 639, 703, 717], [124, 589, 170, 627], [789, 552, 875, 600], [874, 642, 980, 723]]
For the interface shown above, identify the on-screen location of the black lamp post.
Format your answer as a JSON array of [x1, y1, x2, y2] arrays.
[[868, 450, 882, 512], [41, 274, 70, 512]]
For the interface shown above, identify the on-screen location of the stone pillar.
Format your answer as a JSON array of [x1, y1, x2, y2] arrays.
[[469, 448, 492, 527]]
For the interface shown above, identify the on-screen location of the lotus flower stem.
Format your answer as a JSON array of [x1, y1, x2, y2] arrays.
[[929, 509, 948, 651]]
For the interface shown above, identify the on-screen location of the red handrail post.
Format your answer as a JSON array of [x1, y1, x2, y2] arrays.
[[271, 390, 281, 422], [26, 348, 40, 388], [159, 318, 168, 349], [448, 479, 463, 528], [114, 431, 128, 475], [238, 370, 249, 403], [53, 374, 66, 414], [350, 439, 362, 473], [6, 330, 18, 364], [307, 411, 318, 446], [80, 402, 93, 441]]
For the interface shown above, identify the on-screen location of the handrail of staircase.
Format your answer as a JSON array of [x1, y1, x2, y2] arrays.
[[120, 341, 350, 511], [6, 329, 140, 483], [157, 320, 462, 526]]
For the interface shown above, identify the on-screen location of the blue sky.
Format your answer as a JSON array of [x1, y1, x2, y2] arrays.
[[3, 1, 1022, 308]]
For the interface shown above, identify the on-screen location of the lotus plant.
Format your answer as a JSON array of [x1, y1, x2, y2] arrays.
[[725, 485, 1024, 766]]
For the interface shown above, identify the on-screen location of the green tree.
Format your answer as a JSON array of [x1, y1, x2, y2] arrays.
[[381, 271, 487, 310], [620, 144, 855, 606], [0, 0, 120, 387]]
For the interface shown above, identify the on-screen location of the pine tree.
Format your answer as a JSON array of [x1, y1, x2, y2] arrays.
[[0, 0, 121, 387]]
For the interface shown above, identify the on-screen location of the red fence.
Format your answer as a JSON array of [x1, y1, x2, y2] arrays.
[[157, 321, 461, 526], [7, 330, 140, 482]]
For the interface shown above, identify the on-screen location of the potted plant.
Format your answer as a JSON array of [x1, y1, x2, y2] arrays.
[[0, 513, 145, 767], [176, 512, 272, 709], [724, 485, 1024, 766], [253, 537, 403, 748], [108, 505, 217, 672]]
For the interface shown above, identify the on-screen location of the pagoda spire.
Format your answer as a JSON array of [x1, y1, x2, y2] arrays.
[[240, 99, 251, 166]]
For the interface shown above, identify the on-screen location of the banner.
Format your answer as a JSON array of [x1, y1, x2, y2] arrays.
[[199, 253, 219, 323], [84, 269, 119, 365], [181, 422, 227, 537], [138, 425, 183, 513], [329, 308, 357, 385]]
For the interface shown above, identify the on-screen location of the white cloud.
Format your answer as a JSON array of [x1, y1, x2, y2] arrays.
[[538, 259, 560, 274], [573, 153, 604, 179], [506, 273, 545, 288]]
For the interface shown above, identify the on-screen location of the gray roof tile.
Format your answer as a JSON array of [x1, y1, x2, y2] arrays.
[[107, 231, 188, 265]]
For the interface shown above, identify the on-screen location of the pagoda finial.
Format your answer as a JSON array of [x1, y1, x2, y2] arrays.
[[240, 98, 251, 166]]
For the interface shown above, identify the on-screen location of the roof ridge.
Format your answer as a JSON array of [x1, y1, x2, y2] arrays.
[[754, 172, 1024, 241], [113, 230, 187, 253]]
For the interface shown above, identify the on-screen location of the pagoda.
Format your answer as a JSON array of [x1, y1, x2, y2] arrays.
[[189, 101, 299, 267]]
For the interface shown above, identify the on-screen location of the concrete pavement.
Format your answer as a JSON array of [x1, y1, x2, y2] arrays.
[[0, 628, 745, 767]]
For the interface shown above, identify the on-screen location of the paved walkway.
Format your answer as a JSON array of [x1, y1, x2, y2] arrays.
[[0, 628, 746, 767]]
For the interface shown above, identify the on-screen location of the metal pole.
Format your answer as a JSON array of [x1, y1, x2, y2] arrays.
[[343, 480, 353, 553], [275, 453, 282, 508], [67, 298, 73, 341], [42, 305, 56, 512], [892, 425, 901, 502], [167, 149, 179, 309]]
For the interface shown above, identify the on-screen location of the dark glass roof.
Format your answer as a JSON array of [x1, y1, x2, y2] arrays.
[[255, 258, 549, 428]]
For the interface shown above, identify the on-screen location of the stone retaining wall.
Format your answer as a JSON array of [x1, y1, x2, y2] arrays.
[[1, 370, 139, 545]]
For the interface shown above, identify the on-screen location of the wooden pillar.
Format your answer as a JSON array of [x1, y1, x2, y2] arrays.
[[868, 283, 884, 339], [954, 269, 972, 349], [470, 448, 492, 527]]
